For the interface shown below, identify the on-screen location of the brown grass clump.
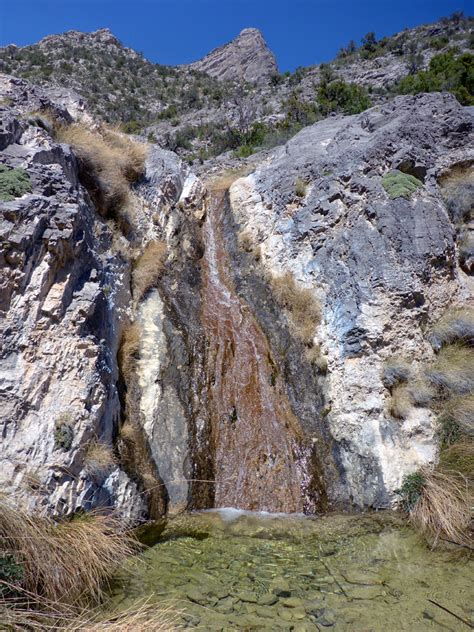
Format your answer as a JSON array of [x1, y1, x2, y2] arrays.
[[389, 385, 412, 419], [429, 307, 474, 350], [270, 271, 321, 344], [84, 441, 117, 481], [0, 592, 177, 631], [57, 123, 147, 233], [119, 322, 141, 384], [0, 496, 137, 605], [444, 394, 474, 437], [424, 344, 474, 395], [409, 468, 472, 546], [132, 240, 167, 303], [237, 230, 254, 253], [294, 177, 307, 198], [207, 165, 254, 192], [439, 440, 474, 478]]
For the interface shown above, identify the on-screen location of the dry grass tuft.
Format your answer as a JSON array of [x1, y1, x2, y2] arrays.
[[0, 496, 137, 606], [389, 385, 412, 419], [294, 177, 307, 198], [84, 441, 117, 481], [270, 271, 321, 344], [439, 440, 474, 478], [409, 468, 472, 546], [237, 230, 254, 253], [424, 344, 474, 395], [429, 307, 474, 350], [207, 165, 254, 192], [381, 358, 412, 390], [0, 592, 177, 631], [119, 322, 141, 384], [57, 123, 147, 234], [132, 240, 167, 303]]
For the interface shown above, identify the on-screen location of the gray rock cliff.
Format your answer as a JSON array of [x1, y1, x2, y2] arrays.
[[188, 28, 278, 84]]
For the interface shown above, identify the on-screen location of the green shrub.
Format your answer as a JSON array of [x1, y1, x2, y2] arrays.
[[396, 471, 426, 512], [0, 554, 23, 596], [54, 414, 74, 451], [382, 170, 422, 199], [0, 164, 32, 201], [317, 80, 371, 115], [396, 51, 474, 105], [234, 144, 255, 158]]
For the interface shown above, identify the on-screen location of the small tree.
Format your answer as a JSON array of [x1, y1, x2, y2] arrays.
[[362, 32, 377, 53]]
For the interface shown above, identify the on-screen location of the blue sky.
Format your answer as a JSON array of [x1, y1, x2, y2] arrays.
[[0, 0, 471, 71]]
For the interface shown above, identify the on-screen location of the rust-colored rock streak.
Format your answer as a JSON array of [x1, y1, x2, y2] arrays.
[[202, 192, 305, 512]]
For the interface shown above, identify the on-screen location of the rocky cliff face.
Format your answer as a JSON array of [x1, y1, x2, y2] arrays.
[[1, 68, 472, 518], [0, 75, 203, 518], [229, 93, 473, 507], [188, 28, 278, 84]]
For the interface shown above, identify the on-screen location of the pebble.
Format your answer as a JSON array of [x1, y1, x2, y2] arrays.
[[281, 597, 304, 608]]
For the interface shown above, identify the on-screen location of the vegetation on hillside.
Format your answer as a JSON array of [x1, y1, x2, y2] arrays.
[[396, 50, 474, 105]]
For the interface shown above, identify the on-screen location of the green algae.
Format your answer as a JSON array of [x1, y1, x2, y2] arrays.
[[108, 511, 473, 630]]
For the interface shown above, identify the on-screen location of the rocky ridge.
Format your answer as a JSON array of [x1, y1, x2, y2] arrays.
[[0, 15, 471, 164], [188, 27, 278, 84]]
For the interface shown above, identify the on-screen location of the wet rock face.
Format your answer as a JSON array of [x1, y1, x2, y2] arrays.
[[189, 28, 278, 84], [229, 93, 474, 508]]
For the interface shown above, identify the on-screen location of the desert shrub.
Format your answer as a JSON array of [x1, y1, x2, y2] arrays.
[[428, 307, 474, 350], [389, 384, 412, 419], [405, 468, 472, 545], [396, 51, 474, 105], [57, 124, 147, 233], [0, 164, 32, 201], [317, 80, 371, 115], [270, 272, 321, 344], [132, 240, 167, 303], [54, 414, 74, 451], [382, 358, 412, 389], [382, 170, 422, 199], [84, 440, 116, 480], [424, 344, 474, 395], [295, 177, 307, 198]]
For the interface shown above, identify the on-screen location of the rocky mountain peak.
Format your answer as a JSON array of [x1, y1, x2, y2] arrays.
[[189, 26, 278, 84]]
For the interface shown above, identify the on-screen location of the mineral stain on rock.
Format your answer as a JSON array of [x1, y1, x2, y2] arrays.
[[201, 190, 309, 512]]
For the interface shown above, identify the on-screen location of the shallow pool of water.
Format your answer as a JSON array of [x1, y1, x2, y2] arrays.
[[109, 511, 473, 631]]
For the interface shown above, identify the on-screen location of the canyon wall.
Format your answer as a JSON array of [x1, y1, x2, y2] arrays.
[[1, 74, 472, 516]]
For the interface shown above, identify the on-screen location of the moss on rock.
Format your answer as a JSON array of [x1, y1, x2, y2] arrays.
[[382, 170, 422, 199]]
